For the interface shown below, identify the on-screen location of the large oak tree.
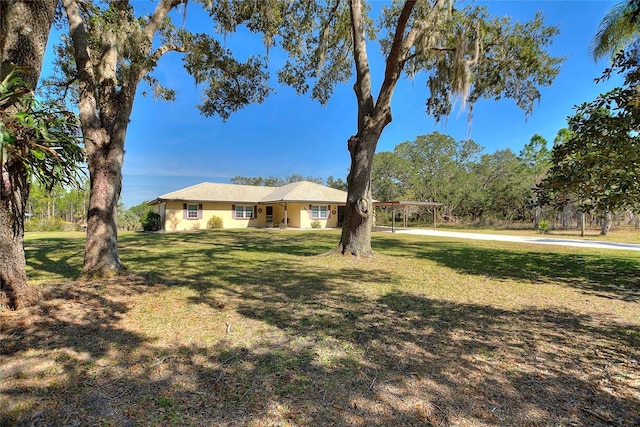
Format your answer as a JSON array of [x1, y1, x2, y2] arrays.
[[273, 0, 563, 256], [53, 0, 274, 277]]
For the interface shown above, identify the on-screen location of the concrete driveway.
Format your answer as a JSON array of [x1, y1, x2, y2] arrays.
[[377, 227, 640, 251]]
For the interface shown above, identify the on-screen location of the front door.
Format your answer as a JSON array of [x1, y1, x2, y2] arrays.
[[337, 205, 346, 227], [266, 206, 274, 226]]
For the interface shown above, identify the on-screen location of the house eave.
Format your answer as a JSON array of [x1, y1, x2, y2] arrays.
[[149, 198, 262, 205], [259, 199, 347, 204]]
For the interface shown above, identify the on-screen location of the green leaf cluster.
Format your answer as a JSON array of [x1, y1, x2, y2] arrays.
[[372, 132, 542, 222], [272, 1, 562, 120], [182, 32, 272, 120], [273, 1, 366, 104], [540, 48, 640, 214], [592, 0, 640, 61], [1, 67, 85, 191]]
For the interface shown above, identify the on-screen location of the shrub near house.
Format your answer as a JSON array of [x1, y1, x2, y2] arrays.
[[208, 216, 223, 229], [141, 212, 161, 231]]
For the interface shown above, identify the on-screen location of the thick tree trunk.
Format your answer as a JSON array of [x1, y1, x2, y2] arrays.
[[78, 83, 136, 277], [0, 0, 56, 309], [81, 133, 126, 277], [339, 135, 377, 256], [338, 0, 405, 256], [339, 118, 388, 256], [0, 0, 56, 89], [0, 159, 40, 309], [64, 0, 165, 278], [64, 0, 126, 277]]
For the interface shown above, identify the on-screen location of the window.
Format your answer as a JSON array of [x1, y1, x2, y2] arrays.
[[187, 204, 199, 219], [183, 203, 202, 220], [235, 205, 253, 219], [311, 205, 328, 219]]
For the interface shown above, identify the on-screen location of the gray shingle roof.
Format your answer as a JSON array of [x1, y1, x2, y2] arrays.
[[149, 181, 348, 204], [260, 181, 348, 203], [152, 182, 276, 203]]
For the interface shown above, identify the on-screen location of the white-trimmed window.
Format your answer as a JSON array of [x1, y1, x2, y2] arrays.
[[311, 205, 328, 219], [187, 204, 199, 219], [234, 205, 254, 219], [183, 203, 202, 220]]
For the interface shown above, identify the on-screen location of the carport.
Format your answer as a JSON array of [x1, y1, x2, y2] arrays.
[[374, 201, 443, 232]]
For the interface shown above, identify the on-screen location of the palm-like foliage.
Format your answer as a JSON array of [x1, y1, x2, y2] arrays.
[[592, 0, 640, 60], [0, 67, 85, 191]]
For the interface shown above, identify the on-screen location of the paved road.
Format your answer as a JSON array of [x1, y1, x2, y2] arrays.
[[378, 228, 640, 251]]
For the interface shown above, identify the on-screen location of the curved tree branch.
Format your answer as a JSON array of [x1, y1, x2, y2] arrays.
[[145, 0, 188, 41], [349, 0, 374, 133], [62, 0, 103, 143], [377, 0, 451, 111]]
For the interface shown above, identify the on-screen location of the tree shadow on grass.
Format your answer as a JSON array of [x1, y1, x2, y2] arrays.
[[23, 229, 338, 283], [0, 278, 150, 425], [375, 236, 640, 302], [123, 229, 341, 257], [4, 275, 638, 426], [124, 244, 640, 426], [24, 238, 84, 281], [229, 287, 640, 426], [9, 231, 639, 425]]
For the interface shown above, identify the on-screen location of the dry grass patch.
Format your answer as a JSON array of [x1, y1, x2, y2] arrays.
[[1, 229, 639, 426]]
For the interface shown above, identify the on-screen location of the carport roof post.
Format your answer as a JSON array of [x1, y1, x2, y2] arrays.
[[373, 201, 444, 232]]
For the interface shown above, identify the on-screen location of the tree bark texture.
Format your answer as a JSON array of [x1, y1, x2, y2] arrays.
[[338, 0, 415, 256], [0, 0, 56, 89], [0, 0, 56, 309], [63, 0, 147, 277], [77, 74, 133, 277], [339, 129, 382, 256], [82, 134, 127, 277], [0, 158, 40, 309]]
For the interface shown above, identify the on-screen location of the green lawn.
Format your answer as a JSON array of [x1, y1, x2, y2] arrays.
[[2, 229, 639, 426]]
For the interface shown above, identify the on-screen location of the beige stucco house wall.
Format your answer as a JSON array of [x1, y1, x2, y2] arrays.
[[295, 203, 340, 229], [149, 181, 347, 232], [160, 202, 262, 231]]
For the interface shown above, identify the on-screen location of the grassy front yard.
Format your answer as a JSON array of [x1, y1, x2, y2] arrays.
[[2, 229, 639, 426]]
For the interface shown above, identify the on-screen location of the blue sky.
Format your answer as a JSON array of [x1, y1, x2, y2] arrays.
[[44, 1, 623, 208]]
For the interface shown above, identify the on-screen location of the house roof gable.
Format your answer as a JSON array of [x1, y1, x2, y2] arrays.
[[150, 182, 276, 204], [259, 181, 347, 203], [149, 181, 348, 205]]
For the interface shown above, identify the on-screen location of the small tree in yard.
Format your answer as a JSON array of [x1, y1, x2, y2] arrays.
[[273, 0, 563, 256]]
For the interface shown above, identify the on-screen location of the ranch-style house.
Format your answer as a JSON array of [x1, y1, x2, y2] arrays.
[[148, 180, 348, 231]]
